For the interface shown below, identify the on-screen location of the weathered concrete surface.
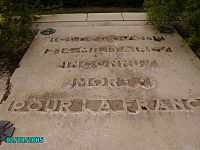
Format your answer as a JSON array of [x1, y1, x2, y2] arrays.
[[122, 13, 147, 21], [35, 20, 148, 29], [36, 13, 147, 22], [1, 13, 200, 150], [34, 13, 148, 28], [37, 13, 87, 22], [87, 13, 123, 21]]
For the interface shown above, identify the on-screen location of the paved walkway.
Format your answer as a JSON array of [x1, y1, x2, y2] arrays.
[[36, 13, 147, 22]]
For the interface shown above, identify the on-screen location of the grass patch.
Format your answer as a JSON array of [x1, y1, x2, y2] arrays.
[[0, 15, 4, 23]]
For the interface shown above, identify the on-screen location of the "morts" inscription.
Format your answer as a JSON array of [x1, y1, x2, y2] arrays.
[[71, 76, 155, 89]]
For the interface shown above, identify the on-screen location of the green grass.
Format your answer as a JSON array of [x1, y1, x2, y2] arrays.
[[0, 15, 4, 24], [35, 7, 144, 15]]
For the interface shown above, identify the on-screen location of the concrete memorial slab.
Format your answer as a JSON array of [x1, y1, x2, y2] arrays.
[[1, 13, 200, 150]]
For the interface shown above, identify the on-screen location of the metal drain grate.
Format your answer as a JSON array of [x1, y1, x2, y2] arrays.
[[40, 28, 56, 35], [0, 121, 15, 144]]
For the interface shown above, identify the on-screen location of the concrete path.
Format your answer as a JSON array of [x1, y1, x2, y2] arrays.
[[35, 13, 147, 22], [1, 13, 200, 150]]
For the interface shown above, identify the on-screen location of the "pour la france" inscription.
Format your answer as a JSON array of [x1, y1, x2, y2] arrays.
[[7, 98, 200, 113]]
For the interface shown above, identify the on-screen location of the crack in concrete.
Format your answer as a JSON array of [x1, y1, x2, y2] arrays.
[[121, 12, 124, 21], [0, 78, 11, 104]]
